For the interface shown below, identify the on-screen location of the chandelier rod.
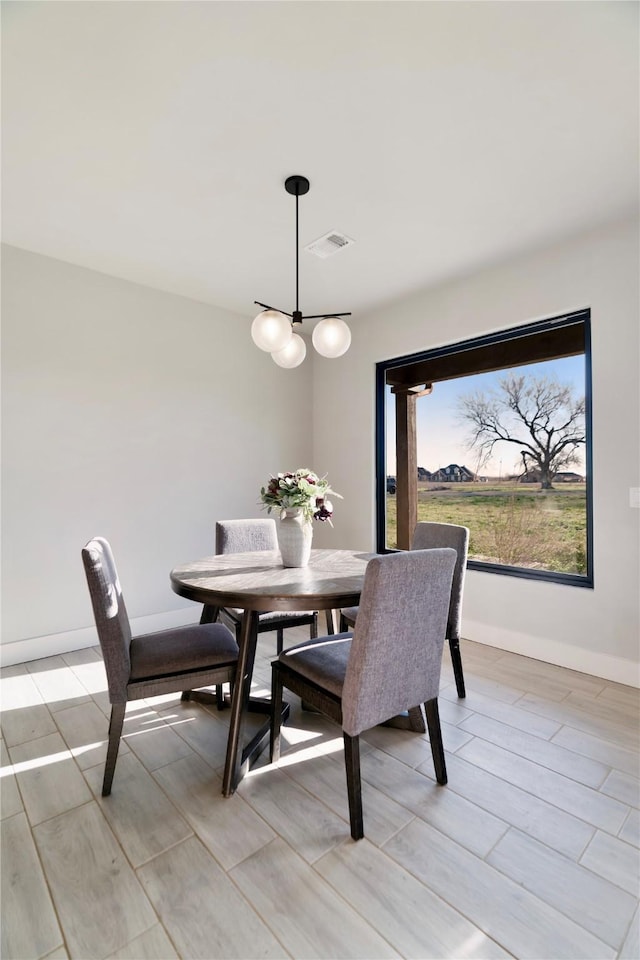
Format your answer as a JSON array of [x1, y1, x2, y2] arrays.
[[254, 175, 351, 340], [303, 311, 352, 320], [254, 300, 292, 317], [295, 188, 300, 315], [253, 300, 351, 321]]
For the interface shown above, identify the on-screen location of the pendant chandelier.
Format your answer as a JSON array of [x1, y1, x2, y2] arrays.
[[252, 175, 351, 368]]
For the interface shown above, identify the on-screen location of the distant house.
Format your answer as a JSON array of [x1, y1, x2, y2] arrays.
[[520, 469, 585, 484], [554, 471, 585, 483], [387, 468, 433, 493], [431, 463, 475, 482]]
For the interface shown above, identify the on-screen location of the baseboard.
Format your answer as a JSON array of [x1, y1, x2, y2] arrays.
[[464, 619, 640, 689], [0, 608, 201, 667]]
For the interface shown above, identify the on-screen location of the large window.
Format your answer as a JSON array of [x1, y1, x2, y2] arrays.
[[376, 310, 592, 586]]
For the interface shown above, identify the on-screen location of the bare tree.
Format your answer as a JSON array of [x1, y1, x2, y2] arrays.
[[458, 374, 585, 490]]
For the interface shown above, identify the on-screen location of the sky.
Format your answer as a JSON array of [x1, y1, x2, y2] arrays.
[[385, 354, 586, 477]]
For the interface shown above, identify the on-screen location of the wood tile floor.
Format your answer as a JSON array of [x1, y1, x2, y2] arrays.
[[2, 632, 638, 959]]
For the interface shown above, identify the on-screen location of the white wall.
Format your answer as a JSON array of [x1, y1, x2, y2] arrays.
[[1, 245, 313, 665], [312, 218, 640, 686], [4, 224, 639, 683]]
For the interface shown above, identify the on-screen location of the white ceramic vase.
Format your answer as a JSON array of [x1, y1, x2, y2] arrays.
[[277, 508, 313, 567]]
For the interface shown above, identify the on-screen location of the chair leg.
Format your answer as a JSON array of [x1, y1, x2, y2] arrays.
[[270, 664, 283, 763], [216, 684, 225, 710], [102, 703, 126, 796], [181, 691, 191, 702], [424, 698, 447, 785], [339, 613, 348, 632], [449, 636, 466, 698], [343, 733, 364, 840], [276, 627, 284, 656]]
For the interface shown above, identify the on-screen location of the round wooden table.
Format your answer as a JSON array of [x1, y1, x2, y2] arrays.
[[170, 548, 375, 795]]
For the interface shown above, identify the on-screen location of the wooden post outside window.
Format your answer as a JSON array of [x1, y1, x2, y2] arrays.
[[393, 388, 417, 550], [392, 384, 433, 550]]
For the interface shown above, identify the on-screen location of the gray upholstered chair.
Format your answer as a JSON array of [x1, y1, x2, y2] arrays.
[[270, 548, 456, 840], [82, 537, 238, 796], [210, 519, 318, 655], [341, 521, 469, 698]]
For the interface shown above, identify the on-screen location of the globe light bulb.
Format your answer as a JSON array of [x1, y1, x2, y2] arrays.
[[272, 333, 306, 368], [312, 316, 351, 358], [251, 309, 292, 353]]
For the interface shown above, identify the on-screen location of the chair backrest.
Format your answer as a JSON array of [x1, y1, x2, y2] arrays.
[[342, 548, 456, 737], [81, 537, 132, 703], [215, 518, 278, 555], [411, 522, 469, 641]]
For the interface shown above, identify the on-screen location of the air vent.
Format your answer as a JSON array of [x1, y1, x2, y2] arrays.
[[304, 231, 355, 259]]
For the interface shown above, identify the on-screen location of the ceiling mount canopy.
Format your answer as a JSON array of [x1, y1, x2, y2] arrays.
[[252, 175, 351, 367]]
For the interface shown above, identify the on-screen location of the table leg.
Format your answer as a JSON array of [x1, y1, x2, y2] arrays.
[[222, 609, 259, 796], [222, 610, 291, 795], [383, 705, 426, 733], [200, 604, 220, 624], [325, 609, 339, 635]]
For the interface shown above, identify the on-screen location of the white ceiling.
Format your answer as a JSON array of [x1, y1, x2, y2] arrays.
[[3, 1, 638, 326]]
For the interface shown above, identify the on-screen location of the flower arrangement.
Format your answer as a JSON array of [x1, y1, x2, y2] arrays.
[[260, 469, 342, 524]]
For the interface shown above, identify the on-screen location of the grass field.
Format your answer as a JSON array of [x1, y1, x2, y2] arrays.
[[385, 482, 587, 574]]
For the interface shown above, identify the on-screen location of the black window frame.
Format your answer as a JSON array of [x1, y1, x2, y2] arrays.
[[375, 309, 593, 588]]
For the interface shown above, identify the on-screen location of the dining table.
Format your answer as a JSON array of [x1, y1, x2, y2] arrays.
[[170, 547, 375, 796]]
